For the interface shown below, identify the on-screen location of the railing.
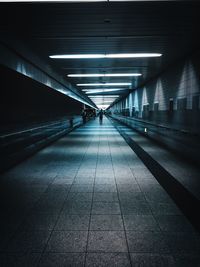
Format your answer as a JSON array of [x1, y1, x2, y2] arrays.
[[0, 116, 82, 172], [110, 114, 200, 165]]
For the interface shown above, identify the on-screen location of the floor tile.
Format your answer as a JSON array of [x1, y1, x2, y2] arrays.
[[55, 214, 90, 230], [123, 215, 159, 231], [130, 253, 175, 267], [92, 202, 121, 215], [163, 232, 200, 254], [19, 213, 58, 231], [46, 231, 88, 252], [90, 215, 124, 230], [6, 231, 51, 253], [93, 193, 119, 202], [63, 201, 92, 214], [0, 253, 41, 267], [155, 215, 195, 232], [94, 184, 117, 193], [70, 184, 93, 193], [121, 201, 152, 215], [67, 192, 93, 202], [38, 252, 85, 267], [126, 231, 170, 253], [86, 253, 131, 267], [88, 231, 128, 252]]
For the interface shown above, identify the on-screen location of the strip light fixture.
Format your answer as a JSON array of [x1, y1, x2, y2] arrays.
[[50, 53, 162, 59], [86, 90, 126, 94], [82, 88, 125, 92], [77, 83, 131, 86], [3, 0, 153, 2], [4, 0, 106, 2], [68, 73, 142, 77], [90, 95, 119, 98]]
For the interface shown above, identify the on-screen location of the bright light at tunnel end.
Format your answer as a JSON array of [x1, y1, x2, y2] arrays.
[[50, 53, 162, 59]]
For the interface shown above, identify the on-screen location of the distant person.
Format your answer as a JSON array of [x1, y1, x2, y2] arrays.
[[81, 109, 87, 124], [93, 109, 96, 119], [99, 109, 103, 124]]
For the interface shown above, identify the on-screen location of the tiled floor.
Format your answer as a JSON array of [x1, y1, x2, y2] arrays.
[[0, 117, 200, 266]]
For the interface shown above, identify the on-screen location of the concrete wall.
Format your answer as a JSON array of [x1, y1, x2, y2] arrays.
[[0, 64, 83, 129], [109, 51, 200, 163], [110, 51, 200, 134]]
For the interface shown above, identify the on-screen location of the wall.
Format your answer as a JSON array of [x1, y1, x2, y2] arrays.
[[110, 51, 200, 134], [109, 51, 200, 164], [0, 65, 83, 130]]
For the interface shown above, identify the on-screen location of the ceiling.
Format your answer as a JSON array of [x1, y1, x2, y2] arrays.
[[0, 1, 200, 109]]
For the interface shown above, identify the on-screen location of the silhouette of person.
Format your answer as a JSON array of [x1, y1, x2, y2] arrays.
[[81, 109, 87, 124], [99, 109, 103, 124]]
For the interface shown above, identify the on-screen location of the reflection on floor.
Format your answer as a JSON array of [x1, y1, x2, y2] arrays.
[[0, 117, 199, 266]]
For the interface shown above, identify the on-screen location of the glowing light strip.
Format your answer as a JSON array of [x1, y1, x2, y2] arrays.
[[68, 73, 142, 77], [3, 0, 106, 2], [50, 53, 162, 59], [77, 83, 131, 86]]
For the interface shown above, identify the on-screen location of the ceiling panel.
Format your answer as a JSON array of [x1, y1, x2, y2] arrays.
[[0, 1, 200, 108]]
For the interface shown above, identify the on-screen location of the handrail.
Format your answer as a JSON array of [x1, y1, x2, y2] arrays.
[[0, 116, 81, 139], [111, 114, 199, 137]]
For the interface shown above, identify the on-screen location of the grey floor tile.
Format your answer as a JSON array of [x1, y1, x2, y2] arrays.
[[88, 231, 128, 252], [94, 184, 117, 193], [93, 193, 119, 202], [63, 201, 92, 214], [70, 184, 94, 193], [126, 231, 170, 253], [155, 215, 195, 232], [19, 213, 58, 231], [173, 254, 200, 267], [144, 191, 173, 203], [38, 252, 85, 267], [117, 184, 141, 193], [148, 201, 182, 215], [67, 192, 93, 202], [85, 253, 131, 267], [119, 192, 146, 202], [92, 202, 121, 215], [55, 214, 90, 230], [121, 201, 152, 215], [0, 253, 41, 267], [130, 253, 175, 267], [123, 215, 159, 231], [6, 231, 51, 253], [163, 232, 200, 254], [90, 215, 124, 230], [73, 179, 94, 185], [46, 231, 88, 252]]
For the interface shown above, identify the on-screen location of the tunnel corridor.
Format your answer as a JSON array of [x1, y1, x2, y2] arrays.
[[0, 1, 200, 266], [0, 117, 199, 266]]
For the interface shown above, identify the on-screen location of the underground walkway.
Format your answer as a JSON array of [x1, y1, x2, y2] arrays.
[[0, 117, 200, 267]]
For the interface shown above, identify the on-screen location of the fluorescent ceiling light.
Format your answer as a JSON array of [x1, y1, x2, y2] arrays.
[[50, 53, 162, 59], [83, 88, 126, 91], [92, 100, 114, 103], [68, 73, 142, 77], [90, 95, 119, 98], [77, 83, 131, 86], [83, 88, 127, 94], [107, 53, 162, 58], [50, 54, 104, 59], [3, 0, 150, 2]]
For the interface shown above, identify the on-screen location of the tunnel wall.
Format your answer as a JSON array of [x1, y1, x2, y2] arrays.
[[109, 51, 200, 163], [0, 64, 83, 130], [110, 51, 200, 133]]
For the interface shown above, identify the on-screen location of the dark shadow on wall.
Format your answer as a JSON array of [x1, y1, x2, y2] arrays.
[[0, 64, 83, 131]]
